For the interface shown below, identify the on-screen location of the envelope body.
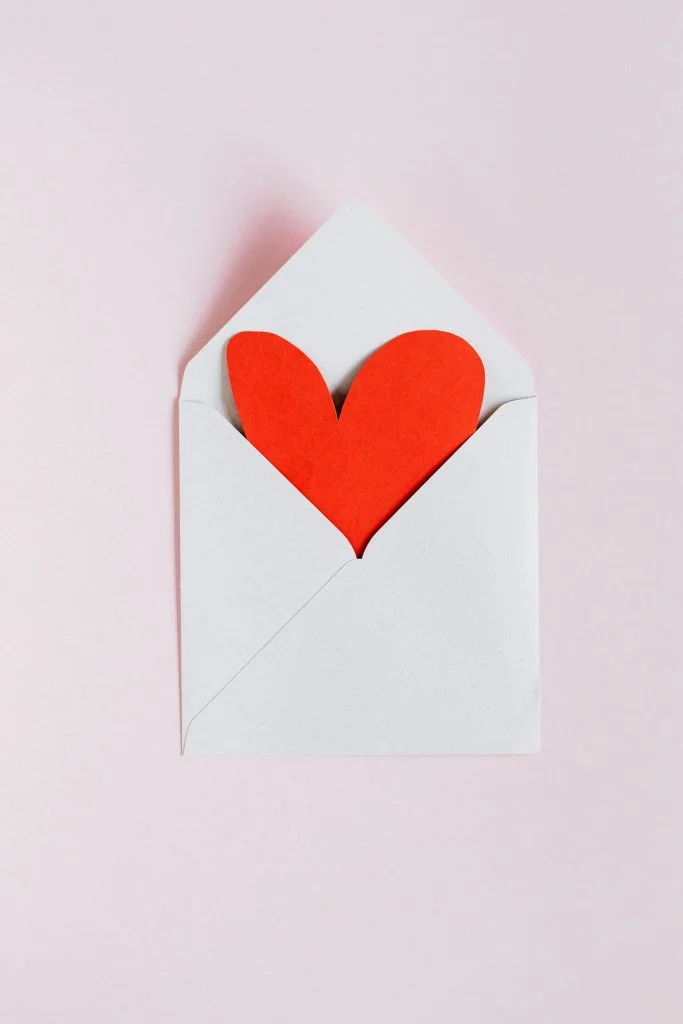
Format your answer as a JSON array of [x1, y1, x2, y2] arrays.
[[180, 205, 539, 755]]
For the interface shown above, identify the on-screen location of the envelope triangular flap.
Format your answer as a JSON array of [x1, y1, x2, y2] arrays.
[[180, 401, 354, 729], [180, 203, 534, 422], [183, 398, 539, 755]]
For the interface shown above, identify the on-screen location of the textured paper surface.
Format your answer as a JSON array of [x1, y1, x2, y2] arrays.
[[228, 329, 485, 555], [179, 203, 538, 754], [184, 398, 538, 754]]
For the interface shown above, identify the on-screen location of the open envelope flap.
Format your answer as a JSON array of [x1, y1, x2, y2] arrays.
[[180, 400, 354, 732], [183, 397, 539, 755], [180, 204, 535, 425]]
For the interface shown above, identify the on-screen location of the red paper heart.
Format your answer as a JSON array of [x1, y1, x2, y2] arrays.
[[227, 330, 485, 556]]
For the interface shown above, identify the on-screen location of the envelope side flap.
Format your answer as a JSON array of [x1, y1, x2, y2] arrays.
[[181, 205, 534, 424], [183, 397, 539, 755], [363, 397, 537, 562], [179, 400, 354, 734]]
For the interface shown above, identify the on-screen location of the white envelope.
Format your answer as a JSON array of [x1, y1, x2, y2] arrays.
[[179, 204, 539, 755]]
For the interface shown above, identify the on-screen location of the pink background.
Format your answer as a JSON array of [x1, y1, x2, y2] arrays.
[[1, 2, 681, 1020]]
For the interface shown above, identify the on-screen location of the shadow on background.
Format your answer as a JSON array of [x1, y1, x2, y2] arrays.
[[177, 204, 320, 387]]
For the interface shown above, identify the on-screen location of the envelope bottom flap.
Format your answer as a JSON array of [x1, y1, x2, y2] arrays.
[[180, 400, 354, 731]]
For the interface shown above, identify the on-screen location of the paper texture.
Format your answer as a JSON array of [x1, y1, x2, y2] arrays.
[[227, 329, 485, 555], [179, 203, 539, 755]]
